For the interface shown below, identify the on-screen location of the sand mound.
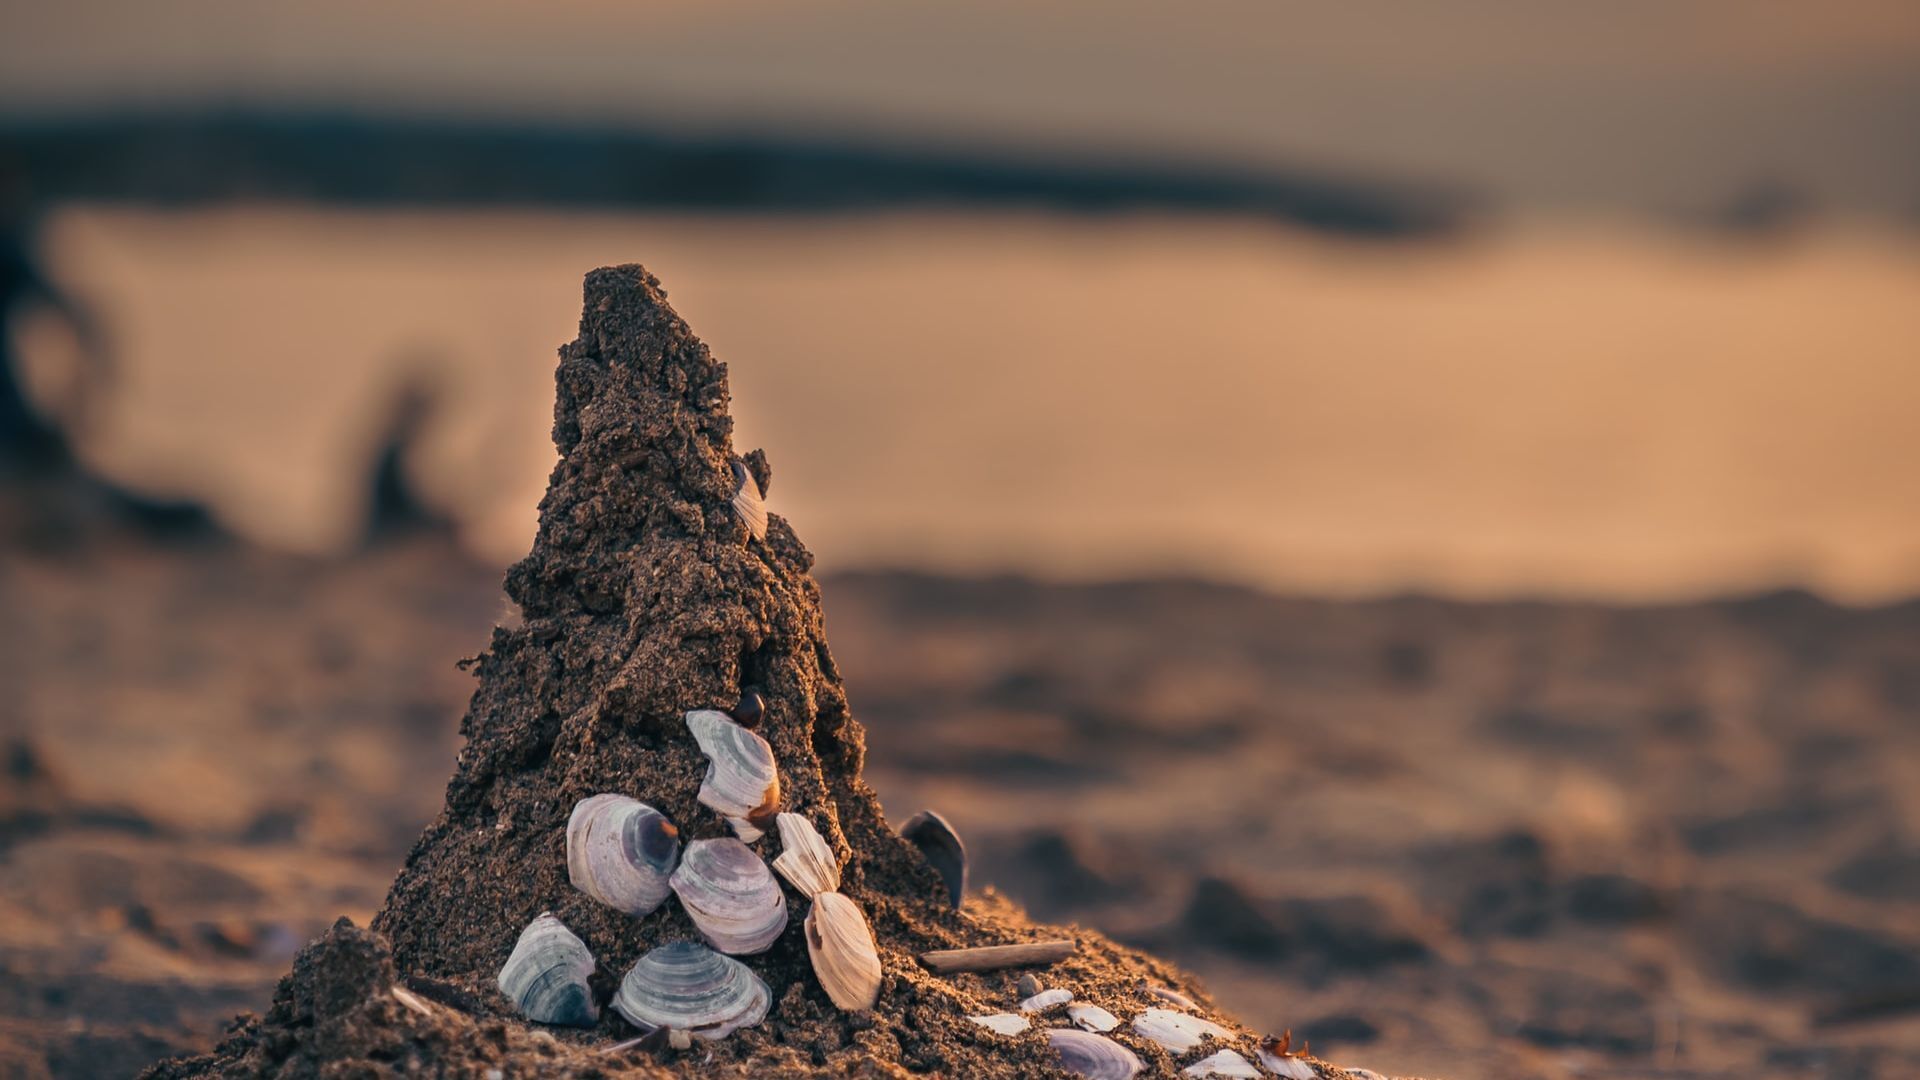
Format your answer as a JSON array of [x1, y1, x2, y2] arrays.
[[143, 266, 1375, 1078]]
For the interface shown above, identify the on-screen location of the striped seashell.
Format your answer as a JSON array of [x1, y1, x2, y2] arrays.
[[686, 709, 781, 841], [804, 891, 882, 1011], [612, 941, 769, 1041], [772, 812, 840, 897], [730, 459, 767, 541], [565, 794, 679, 916], [1046, 1029, 1142, 1080], [496, 912, 597, 1027], [670, 837, 788, 954]]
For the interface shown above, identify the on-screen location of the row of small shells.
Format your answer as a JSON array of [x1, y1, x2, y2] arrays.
[[968, 983, 1326, 1080], [498, 706, 883, 1042]]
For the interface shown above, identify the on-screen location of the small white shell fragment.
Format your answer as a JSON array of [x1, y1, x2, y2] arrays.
[[731, 459, 768, 541], [1257, 1034, 1318, 1078], [1148, 985, 1198, 1010], [1047, 1028, 1143, 1079], [1183, 1049, 1262, 1078], [805, 891, 883, 1011], [1130, 1007, 1230, 1053], [1066, 1003, 1120, 1032], [968, 1012, 1031, 1035], [1345, 1070, 1385, 1080], [772, 812, 840, 897], [1019, 987, 1073, 1013]]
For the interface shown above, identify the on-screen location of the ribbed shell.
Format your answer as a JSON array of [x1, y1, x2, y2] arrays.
[[1046, 1029, 1142, 1080], [669, 837, 788, 954], [804, 891, 882, 1011], [772, 812, 840, 897], [612, 941, 770, 1041], [730, 459, 768, 541], [686, 709, 781, 841], [565, 794, 679, 916], [496, 912, 597, 1027]]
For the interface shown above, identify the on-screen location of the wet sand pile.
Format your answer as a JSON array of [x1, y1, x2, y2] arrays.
[[143, 266, 1372, 1078]]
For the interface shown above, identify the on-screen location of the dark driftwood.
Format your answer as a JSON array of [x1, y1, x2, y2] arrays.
[[918, 940, 1077, 974]]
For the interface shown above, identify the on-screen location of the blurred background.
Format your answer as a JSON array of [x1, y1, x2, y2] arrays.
[[2, 3, 1918, 1078]]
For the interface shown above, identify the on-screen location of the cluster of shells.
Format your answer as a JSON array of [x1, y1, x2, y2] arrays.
[[969, 983, 1348, 1080], [496, 698, 884, 1045]]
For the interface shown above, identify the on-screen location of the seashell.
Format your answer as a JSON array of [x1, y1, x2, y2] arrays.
[[1016, 973, 1043, 998], [1147, 985, 1197, 1010], [1183, 1049, 1262, 1078], [1019, 987, 1072, 1013], [729, 688, 765, 729], [1046, 1029, 1142, 1080], [1345, 1070, 1386, 1080], [687, 709, 781, 840], [1257, 1032, 1317, 1079], [565, 794, 679, 916], [670, 837, 789, 954], [968, 1012, 1030, 1035], [771, 812, 839, 897], [1131, 1008, 1230, 1054], [496, 912, 597, 1027], [1066, 1003, 1120, 1032], [730, 459, 767, 541], [612, 941, 770, 1041], [804, 891, 883, 1011], [899, 809, 967, 908]]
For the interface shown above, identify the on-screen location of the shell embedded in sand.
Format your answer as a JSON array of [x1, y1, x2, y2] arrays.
[[612, 941, 770, 1041], [565, 794, 679, 916], [1066, 1003, 1120, 1032], [1183, 1049, 1262, 1078], [772, 812, 840, 897], [1147, 985, 1197, 1010], [1019, 987, 1072, 1012], [1131, 1007, 1230, 1053], [804, 890, 883, 1011], [687, 709, 781, 841], [968, 1012, 1030, 1035], [496, 912, 597, 1027], [1257, 1031, 1316, 1078], [899, 808, 967, 908], [670, 837, 789, 954], [1046, 1028, 1142, 1080], [730, 458, 768, 541]]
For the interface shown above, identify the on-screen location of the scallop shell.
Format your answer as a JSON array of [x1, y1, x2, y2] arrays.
[[899, 809, 967, 908], [566, 794, 680, 916], [496, 912, 597, 1027], [804, 891, 883, 1011], [1019, 987, 1072, 1013], [968, 1012, 1030, 1035], [1131, 1007, 1230, 1053], [772, 812, 839, 897], [1066, 1003, 1120, 1032], [612, 941, 770, 1041], [730, 459, 767, 541], [687, 709, 781, 841], [1183, 1050, 1262, 1078], [1046, 1029, 1142, 1080], [670, 837, 789, 954]]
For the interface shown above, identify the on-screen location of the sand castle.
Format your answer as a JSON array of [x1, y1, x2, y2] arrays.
[[145, 265, 1378, 1079]]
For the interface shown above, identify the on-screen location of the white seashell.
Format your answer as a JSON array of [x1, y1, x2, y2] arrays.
[[1147, 985, 1197, 1010], [899, 809, 967, 908], [1066, 1003, 1120, 1032], [772, 812, 840, 897], [730, 459, 767, 541], [804, 890, 882, 1011], [670, 837, 789, 954], [968, 1012, 1030, 1035], [566, 794, 680, 916], [1131, 1008, 1230, 1054], [686, 710, 781, 838], [1257, 1032, 1317, 1078], [1183, 1049, 1262, 1078], [1046, 1029, 1142, 1080], [496, 912, 597, 1027], [612, 941, 770, 1041], [1019, 987, 1072, 1013], [1345, 1070, 1386, 1080]]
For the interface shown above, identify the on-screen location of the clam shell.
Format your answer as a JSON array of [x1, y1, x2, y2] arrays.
[[1066, 1003, 1120, 1032], [565, 794, 679, 916], [1019, 987, 1072, 1013], [670, 837, 789, 954], [496, 912, 597, 1027], [899, 809, 967, 908], [804, 891, 883, 1011], [968, 1012, 1030, 1035], [1183, 1049, 1262, 1078], [612, 941, 770, 1041], [730, 459, 768, 541], [1046, 1029, 1142, 1080], [1148, 986, 1197, 1010], [687, 709, 781, 840], [772, 812, 840, 897], [1256, 1047, 1316, 1080], [1131, 1007, 1230, 1053]]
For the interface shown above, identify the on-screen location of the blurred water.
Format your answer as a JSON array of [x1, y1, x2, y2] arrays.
[[23, 205, 1920, 601]]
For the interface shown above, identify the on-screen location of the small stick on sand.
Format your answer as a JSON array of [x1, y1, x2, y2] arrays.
[[919, 940, 1077, 974]]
